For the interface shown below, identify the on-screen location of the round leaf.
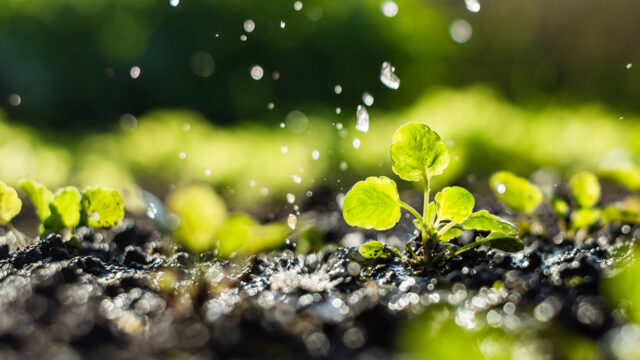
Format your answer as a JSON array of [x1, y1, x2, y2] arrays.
[[19, 179, 52, 223], [81, 186, 125, 228], [571, 208, 601, 230], [390, 123, 449, 182], [478, 232, 524, 252], [0, 181, 22, 225], [461, 210, 518, 235], [435, 186, 475, 224], [45, 187, 81, 231], [440, 226, 464, 242], [358, 240, 401, 259], [342, 176, 401, 230], [489, 171, 543, 214], [569, 171, 601, 208]]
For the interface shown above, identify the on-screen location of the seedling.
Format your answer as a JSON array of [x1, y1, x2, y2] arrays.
[[342, 123, 523, 267], [20, 179, 125, 238], [0, 181, 24, 245]]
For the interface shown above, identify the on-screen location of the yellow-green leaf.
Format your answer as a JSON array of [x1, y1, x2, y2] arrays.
[[569, 171, 601, 208], [19, 179, 52, 223], [358, 240, 401, 259], [216, 214, 289, 258], [552, 198, 570, 217], [478, 231, 524, 252], [342, 176, 401, 230], [390, 123, 449, 182], [440, 226, 465, 242], [166, 183, 227, 253], [490, 171, 543, 214], [570, 208, 601, 229], [435, 186, 475, 224], [461, 210, 518, 235], [0, 181, 22, 226], [45, 187, 81, 231], [81, 186, 125, 228]]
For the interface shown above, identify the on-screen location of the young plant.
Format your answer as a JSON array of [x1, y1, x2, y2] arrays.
[[342, 123, 523, 267], [0, 181, 24, 245]]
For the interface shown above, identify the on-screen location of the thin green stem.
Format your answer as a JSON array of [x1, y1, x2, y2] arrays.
[[454, 239, 487, 256], [437, 221, 458, 237], [422, 174, 432, 264], [399, 202, 423, 224]]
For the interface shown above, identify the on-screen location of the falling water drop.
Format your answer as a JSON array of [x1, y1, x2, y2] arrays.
[[380, 1, 398, 17], [334, 85, 343, 94], [250, 65, 264, 80], [362, 92, 374, 106], [287, 214, 297, 230], [179, 152, 187, 159], [281, 145, 289, 154], [464, 0, 480, 13], [450, 19, 472, 43], [339, 161, 348, 171], [169, 0, 180, 7], [204, 169, 212, 177], [130, 66, 141, 79], [240, 35, 248, 41], [355, 105, 369, 133], [280, 21, 286, 29], [294, 1, 303, 11], [8, 93, 22, 107], [380, 62, 400, 89], [267, 102, 275, 109], [286, 193, 296, 204], [311, 150, 320, 160], [292, 175, 302, 183], [352, 138, 361, 149], [496, 183, 506, 194], [626, 63, 633, 69], [335, 107, 342, 114], [243, 20, 256, 33]]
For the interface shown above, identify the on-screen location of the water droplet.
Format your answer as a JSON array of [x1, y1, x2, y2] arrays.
[[182, 123, 191, 132], [287, 214, 297, 230], [240, 34, 248, 41], [130, 66, 141, 79], [380, 62, 400, 89], [285, 111, 309, 133], [272, 71, 281, 80], [464, 0, 480, 13], [294, 1, 303, 11], [204, 169, 212, 176], [169, 0, 180, 7], [88, 212, 100, 222], [179, 152, 187, 159], [280, 21, 286, 29], [355, 105, 369, 133], [243, 19, 255, 33], [496, 183, 506, 194], [119, 114, 137, 132], [352, 138, 361, 149], [626, 63, 633, 69], [267, 102, 275, 109], [292, 175, 302, 183], [335, 107, 342, 114], [311, 149, 320, 160], [619, 116, 624, 120], [279, 122, 286, 128], [380, 1, 398, 17], [190, 51, 215, 78], [8, 93, 22, 107], [306, 191, 313, 197], [334, 85, 343, 94], [249, 180, 256, 187], [214, 33, 220, 38], [362, 92, 374, 106], [281, 145, 288, 154], [335, 122, 343, 130], [260, 187, 270, 196], [450, 19, 472, 43], [286, 193, 296, 204], [250, 65, 264, 80], [339, 161, 348, 171]]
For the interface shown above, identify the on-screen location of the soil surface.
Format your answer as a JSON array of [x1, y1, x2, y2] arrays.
[[0, 210, 638, 359]]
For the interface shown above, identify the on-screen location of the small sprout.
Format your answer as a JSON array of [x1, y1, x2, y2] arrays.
[[490, 171, 543, 214], [81, 186, 125, 228], [358, 240, 401, 260], [45, 187, 82, 232], [19, 179, 52, 229], [0, 181, 22, 226], [552, 198, 570, 218], [216, 214, 290, 258], [571, 208, 601, 230], [343, 123, 522, 269], [570, 171, 601, 208]]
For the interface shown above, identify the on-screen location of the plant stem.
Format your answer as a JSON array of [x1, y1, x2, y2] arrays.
[[7, 223, 25, 247], [399, 202, 423, 224], [437, 221, 457, 237], [454, 239, 486, 256], [422, 174, 432, 264]]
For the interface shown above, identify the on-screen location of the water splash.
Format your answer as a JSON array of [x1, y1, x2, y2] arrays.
[[355, 105, 369, 133], [380, 62, 400, 89]]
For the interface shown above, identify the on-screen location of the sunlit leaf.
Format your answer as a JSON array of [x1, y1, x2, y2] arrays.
[[426, 201, 437, 225], [435, 186, 474, 224], [478, 231, 524, 252], [358, 240, 401, 259], [342, 176, 401, 230], [490, 171, 543, 214], [0, 181, 22, 226], [81, 186, 125, 228], [440, 226, 464, 242], [569, 171, 601, 208], [19, 179, 52, 224], [216, 214, 290, 258], [461, 210, 518, 235], [45, 187, 81, 231], [570, 208, 601, 229], [552, 198, 570, 217], [166, 183, 227, 253], [390, 123, 449, 181]]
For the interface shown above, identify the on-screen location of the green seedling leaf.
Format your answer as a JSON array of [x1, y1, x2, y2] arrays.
[[569, 171, 601, 208], [19, 179, 52, 223], [358, 240, 401, 260], [342, 176, 401, 230], [440, 226, 465, 242], [478, 231, 524, 252], [81, 186, 125, 228], [490, 171, 543, 214], [461, 210, 518, 235], [552, 198, 570, 217], [216, 214, 290, 258], [167, 184, 227, 253], [571, 208, 601, 229], [435, 186, 475, 224], [390, 123, 449, 182], [45, 187, 82, 231], [0, 181, 22, 226]]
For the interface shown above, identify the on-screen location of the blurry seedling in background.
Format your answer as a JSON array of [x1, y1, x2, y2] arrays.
[[343, 123, 523, 269], [166, 183, 293, 257], [489, 171, 544, 235], [0, 181, 24, 245], [19, 179, 125, 239]]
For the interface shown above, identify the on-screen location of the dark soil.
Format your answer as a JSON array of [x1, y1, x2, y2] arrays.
[[0, 212, 638, 359]]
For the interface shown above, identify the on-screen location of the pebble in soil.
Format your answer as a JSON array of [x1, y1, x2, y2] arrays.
[[0, 219, 638, 358]]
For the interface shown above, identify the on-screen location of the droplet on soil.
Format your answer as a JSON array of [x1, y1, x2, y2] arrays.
[[380, 61, 400, 89]]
